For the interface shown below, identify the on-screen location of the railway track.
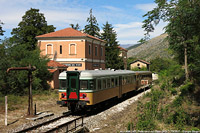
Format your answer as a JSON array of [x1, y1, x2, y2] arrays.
[[14, 87, 150, 133], [16, 111, 85, 133]]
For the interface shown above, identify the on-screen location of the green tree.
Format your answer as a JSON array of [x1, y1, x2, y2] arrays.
[[0, 20, 4, 39], [0, 38, 51, 95], [84, 9, 100, 37], [0, 8, 55, 95], [101, 21, 123, 69], [150, 57, 171, 73], [70, 23, 80, 30], [11, 8, 55, 50], [142, 0, 200, 82]]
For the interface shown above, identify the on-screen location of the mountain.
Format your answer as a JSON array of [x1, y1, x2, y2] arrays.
[[126, 43, 143, 50], [127, 33, 171, 61], [120, 44, 134, 49]]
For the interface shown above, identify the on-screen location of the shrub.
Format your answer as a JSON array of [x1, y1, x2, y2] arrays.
[[127, 122, 134, 130], [180, 82, 195, 96], [169, 87, 177, 95], [136, 116, 156, 130], [172, 96, 183, 107]]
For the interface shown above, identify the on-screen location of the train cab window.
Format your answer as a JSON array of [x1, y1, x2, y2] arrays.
[[111, 78, 115, 87], [107, 78, 111, 88], [80, 80, 88, 90], [103, 79, 106, 89], [98, 79, 102, 90], [89, 80, 95, 90], [60, 80, 66, 88]]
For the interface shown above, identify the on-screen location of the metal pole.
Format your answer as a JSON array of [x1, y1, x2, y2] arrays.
[[34, 103, 36, 115], [28, 65, 33, 116], [5, 96, 7, 126]]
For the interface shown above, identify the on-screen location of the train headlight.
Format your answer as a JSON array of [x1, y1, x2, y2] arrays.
[[61, 93, 65, 98], [83, 94, 86, 98]]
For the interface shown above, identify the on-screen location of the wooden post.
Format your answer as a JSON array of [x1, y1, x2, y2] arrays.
[[5, 96, 7, 126]]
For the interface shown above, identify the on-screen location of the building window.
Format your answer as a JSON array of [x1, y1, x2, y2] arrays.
[[69, 44, 76, 55], [46, 44, 53, 55], [60, 45, 62, 54], [95, 46, 97, 56], [89, 44, 91, 55], [101, 47, 103, 56]]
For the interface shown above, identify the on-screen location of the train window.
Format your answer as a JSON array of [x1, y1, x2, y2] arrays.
[[60, 80, 66, 88], [124, 77, 127, 85], [80, 80, 88, 90], [129, 76, 131, 83], [107, 78, 111, 88], [131, 75, 135, 83], [111, 78, 115, 87], [71, 79, 76, 88], [122, 77, 125, 85], [98, 79, 102, 90], [115, 77, 118, 86], [126, 77, 129, 84], [103, 79, 106, 89], [89, 80, 95, 90]]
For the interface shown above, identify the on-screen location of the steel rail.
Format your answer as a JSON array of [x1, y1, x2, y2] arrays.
[[16, 111, 72, 133], [44, 115, 85, 133]]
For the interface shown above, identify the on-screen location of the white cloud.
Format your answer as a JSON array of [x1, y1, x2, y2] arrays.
[[102, 6, 122, 12], [135, 3, 156, 12], [0, 0, 166, 44], [115, 22, 142, 31], [114, 21, 167, 44]]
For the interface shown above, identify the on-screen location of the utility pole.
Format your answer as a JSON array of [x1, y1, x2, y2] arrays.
[[7, 64, 36, 116]]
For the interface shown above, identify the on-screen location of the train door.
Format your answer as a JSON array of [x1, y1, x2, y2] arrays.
[[119, 76, 122, 98], [67, 71, 80, 101]]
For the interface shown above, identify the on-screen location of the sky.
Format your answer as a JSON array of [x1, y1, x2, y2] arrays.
[[0, 0, 167, 45]]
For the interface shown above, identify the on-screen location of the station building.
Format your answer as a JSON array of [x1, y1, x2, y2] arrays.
[[130, 59, 150, 70], [36, 28, 106, 71]]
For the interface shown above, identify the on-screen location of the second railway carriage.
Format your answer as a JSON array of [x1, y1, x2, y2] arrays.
[[59, 69, 152, 111]]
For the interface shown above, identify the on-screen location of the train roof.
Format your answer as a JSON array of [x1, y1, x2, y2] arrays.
[[59, 70, 152, 80], [59, 71, 67, 79], [79, 70, 135, 79]]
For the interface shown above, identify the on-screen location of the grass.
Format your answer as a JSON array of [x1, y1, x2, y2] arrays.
[[0, 89, 58, 112], [131, 80, 200, 131]]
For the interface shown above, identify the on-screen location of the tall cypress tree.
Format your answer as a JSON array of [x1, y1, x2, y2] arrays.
[[101, 21, 124, 69], [84, 9, 100, 37], [0, 20, 4, 38]]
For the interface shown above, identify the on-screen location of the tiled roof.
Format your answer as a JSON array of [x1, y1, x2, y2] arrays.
[[48, 69, 57, 73], [131, 59, 150, 65], [36, 28, 105, 42], [118, 46, 128, 52], [47, 60, 68, 68]]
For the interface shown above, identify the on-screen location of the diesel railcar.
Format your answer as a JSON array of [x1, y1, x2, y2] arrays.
[[58, 70, 152, 111]]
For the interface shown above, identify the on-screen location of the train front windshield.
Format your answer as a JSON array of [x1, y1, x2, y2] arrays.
[[60, 79, 67, 88]]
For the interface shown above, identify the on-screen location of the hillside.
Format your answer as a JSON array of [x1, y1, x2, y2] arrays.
[[127, 34, 171, 61]]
